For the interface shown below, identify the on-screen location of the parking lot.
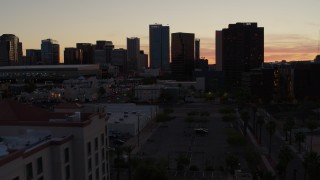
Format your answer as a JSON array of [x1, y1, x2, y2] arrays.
[[138, 102, 240, 179]]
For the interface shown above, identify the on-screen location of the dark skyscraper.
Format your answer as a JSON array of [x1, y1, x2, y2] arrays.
[[149, 24, 170, 70], [64, 48, 83, 64], [171, 32, 195, 80], [221, 22, 264, 87], [215, 31, 223, 71], [127, 37, 140, 71], [0, 34, 20, 66], [26, 49, 41, 65], [94, 40, 114, 64], [195, 38, 200, 61], [41, 38, 60, 64], [76, 43, 94, 64]]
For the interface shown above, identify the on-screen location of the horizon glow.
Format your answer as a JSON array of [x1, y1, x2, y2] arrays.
[[0, 0, 319, 64]]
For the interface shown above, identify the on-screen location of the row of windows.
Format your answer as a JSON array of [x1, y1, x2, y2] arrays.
[[87, 133, 105, 156], [26, 156, 43, 180]]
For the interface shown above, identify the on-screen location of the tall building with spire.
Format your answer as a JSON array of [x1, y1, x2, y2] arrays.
[[149, 24, 170, 70]]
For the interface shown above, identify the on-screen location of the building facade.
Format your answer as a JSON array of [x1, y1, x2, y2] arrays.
[[76, 43, 94, 64], [171, 32, 195, 81], [41, 39, 60, 65], [0, 34, 20, 66], [127, 37, 140, 71], [26, 49, 42, 65], [0, 100, 110, 180], [149, 24, 170, 70], [221, 23, 264, 88], [64, 48, 83, 64]]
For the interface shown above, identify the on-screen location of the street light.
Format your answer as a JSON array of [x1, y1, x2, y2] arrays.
[[136, 112, 141, 146]]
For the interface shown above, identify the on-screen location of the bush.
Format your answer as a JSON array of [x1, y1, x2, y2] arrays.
[[189, 165, 200, 171], [163, 108, 174, 114], [222, 113, 237, 122], [226, 128, 247, 146], [219, 107, 236, 114]]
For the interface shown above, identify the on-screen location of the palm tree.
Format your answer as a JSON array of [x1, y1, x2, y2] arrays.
[[303, 151, 320, 180], [252, 105, 258, 136], [306, 120, 319, 152], [241, 111, 250, 136], [123, 145, 135, 180], [277, 146, 293, 178], [266, 121, 277, 158], [257, 115, 265, 145], [295, 132, 306, 153], [283, 117, 295, 145]]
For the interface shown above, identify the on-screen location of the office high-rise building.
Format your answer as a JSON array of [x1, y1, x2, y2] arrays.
[[171, 32, 195, 80], [41, 39, 60, 64], [149, 24, 170, 70], [215, 31, 223, 71], [195, 39, 200, 61], [94, 41, 114, 64], [64, 48, 83, 64], [26, 49, 41, 65], [76, 43, 94, 64], [0, 34, 20, 66], [221, 23, 264, 87], [127, 37, 140, 71], [112, 48, 127, 72]]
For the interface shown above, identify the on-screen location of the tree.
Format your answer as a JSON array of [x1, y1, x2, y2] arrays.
[[97, 86, 106, 98], [266, 121, 276, 158], [123, 146, 135, 180], [295, 132, 306, 153], [306, 120, 319, 152], [303, 151, 320, 180], [283, 117, 295, 145], [241, 111, 250, 136], [256, 115, 265, 145], [225, 153, 239, 174], [276, 146, 293, 178], [252, 104, 258, 136], [261, 171, 276, 180]]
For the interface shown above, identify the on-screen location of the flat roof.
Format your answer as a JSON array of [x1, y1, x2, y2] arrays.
[[0, 64, 100, 71]]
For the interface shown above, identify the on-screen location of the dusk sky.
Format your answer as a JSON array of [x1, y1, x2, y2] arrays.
[[1, 0, 319, 64]]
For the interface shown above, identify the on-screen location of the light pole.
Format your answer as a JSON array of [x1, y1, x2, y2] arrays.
[[137, 113, 141, 146]]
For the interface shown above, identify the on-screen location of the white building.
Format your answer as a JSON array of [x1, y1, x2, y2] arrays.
[[0, 100, 110, 180], [104, 103, 158, 136], [134, 84, 163, 102]]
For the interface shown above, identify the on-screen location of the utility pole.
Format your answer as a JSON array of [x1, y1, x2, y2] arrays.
[[137, 113, 141, 146]]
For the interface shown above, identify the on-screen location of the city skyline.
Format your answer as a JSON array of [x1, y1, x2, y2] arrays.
[[0, 0, 319, 64]]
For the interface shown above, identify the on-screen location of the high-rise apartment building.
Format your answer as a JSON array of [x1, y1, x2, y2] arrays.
[[0, 34, 20, 66], [41, 39, 60, 65], [220, 23, 264, 87], [149, 24, 170, 70], [171, 32, 195, 80], [127, 37, 140, 71]]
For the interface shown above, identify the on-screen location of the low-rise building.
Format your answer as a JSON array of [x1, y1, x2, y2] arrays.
[[0, 100, 110, 180]]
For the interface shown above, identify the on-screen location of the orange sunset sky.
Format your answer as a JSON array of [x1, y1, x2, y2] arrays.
[[0, 0, 319, 64]]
